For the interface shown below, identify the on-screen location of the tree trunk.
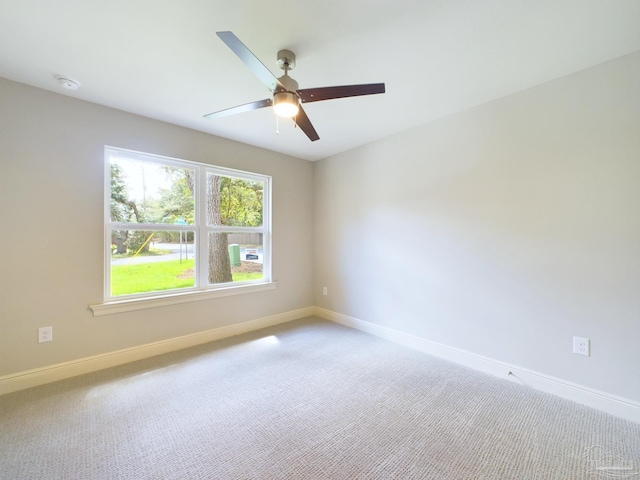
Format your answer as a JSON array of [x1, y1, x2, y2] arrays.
[[207, 175, 232, 284], [113, 234, 127, 254]]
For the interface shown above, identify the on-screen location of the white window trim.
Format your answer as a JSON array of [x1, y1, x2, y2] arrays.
[[90, 282, 278, 316], [96, 146, 272, 313]]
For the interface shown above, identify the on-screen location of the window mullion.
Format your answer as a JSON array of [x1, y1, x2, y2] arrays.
[[196, 165, 209, 288]]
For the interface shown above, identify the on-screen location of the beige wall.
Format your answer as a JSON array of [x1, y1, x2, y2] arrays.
[[314, 52, 640, 402], [0, 78, 314, 377]]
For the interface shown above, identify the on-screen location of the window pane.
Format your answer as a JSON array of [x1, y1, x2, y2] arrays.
[[208, 232, 263, 285], [110, 157, 195, 225], [207, 173, 264, 227], [110, 230, 195, 296]]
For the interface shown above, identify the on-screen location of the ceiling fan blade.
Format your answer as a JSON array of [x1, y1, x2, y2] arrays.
[[297, 83, 385, 104], [216, 31, 285, 93], [204, 98, 273, 119], [294, 105, 320, 142]]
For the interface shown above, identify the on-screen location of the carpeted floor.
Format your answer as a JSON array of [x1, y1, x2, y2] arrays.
[[0, 317, 638, 479]]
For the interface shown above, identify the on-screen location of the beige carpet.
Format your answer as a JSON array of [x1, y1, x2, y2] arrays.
[[1, 317, 638, 479]]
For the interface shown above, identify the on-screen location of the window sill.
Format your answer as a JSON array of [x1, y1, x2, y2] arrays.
[[90, 282, 278, 317]]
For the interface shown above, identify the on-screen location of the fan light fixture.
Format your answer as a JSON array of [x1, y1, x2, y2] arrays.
[[273, 92, 299, 117]]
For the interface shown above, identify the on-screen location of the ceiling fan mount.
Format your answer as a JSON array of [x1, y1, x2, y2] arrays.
[[276, 49, 296, 72], [204, 31, 385, 142], [275, 49, 298, 94]]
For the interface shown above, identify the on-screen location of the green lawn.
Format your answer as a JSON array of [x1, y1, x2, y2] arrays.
[[232, 272, 264, 282], [111, 259, 262, 296]]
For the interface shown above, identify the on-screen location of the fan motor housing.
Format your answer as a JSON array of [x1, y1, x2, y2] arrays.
[[277, 74, 299, 93]]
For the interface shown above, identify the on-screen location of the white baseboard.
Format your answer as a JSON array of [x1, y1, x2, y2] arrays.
[[314, 307, 640, 424], [0, 307, 314, 396]]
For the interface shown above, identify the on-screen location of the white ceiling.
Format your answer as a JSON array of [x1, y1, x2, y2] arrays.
[[1, 1, 639, 161]]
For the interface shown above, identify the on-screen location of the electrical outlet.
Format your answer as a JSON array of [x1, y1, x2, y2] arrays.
[[323, 286, 328, 296], [38, 326, 53, 343], [573, 336, 589, 356]]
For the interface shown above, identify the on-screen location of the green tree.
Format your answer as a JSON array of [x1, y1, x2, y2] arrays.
[[219, 177, 263, 226], [110, 163, 149, 254], [152, 167, 195, 225], [146, 168, 195, 243], [110, 163, 138, 222]]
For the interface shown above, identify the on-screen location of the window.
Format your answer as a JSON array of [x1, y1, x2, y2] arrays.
[[104, 147, 271, 302]]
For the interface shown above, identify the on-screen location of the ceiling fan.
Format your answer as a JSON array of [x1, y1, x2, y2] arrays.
[[204, 31, 386, 142]]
